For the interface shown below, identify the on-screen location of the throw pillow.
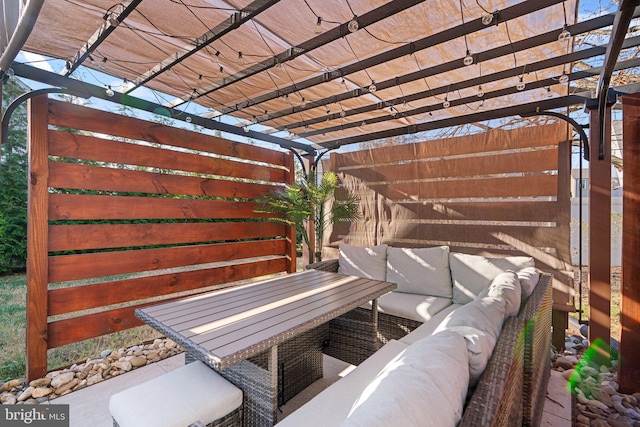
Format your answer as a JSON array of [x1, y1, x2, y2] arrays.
[[338, 243, 388, 281], [517, 266, 541, 298], [386, 246, 452, 297], [485, 271, 521, 318]]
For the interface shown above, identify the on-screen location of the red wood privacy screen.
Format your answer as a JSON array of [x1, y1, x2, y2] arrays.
[[26, 96, 295, 380]]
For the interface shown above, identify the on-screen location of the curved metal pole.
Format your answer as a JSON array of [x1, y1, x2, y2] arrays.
[[1, 87, 91, 148], [519, 110, 589, 321], [288, 148, 308, 181], [0, 0, 45, 76], [596, 0, 639, 160], [312, 149, 336, 174], [520, 111, 589, 161]]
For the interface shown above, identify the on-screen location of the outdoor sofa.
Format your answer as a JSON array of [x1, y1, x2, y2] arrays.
[[277, 244, 552, 427]]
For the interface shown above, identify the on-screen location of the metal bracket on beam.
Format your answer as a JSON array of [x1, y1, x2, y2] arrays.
[[584, 88, 618, 160]]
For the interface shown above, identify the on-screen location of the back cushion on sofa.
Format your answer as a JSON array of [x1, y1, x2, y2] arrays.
[[481, 271, 521, 318], [517, 266, 541, 298], [338, 244, 388, 281], [449, 253, 535, 304], [341, 330, 469, 427], [386, 246, 452, 298]]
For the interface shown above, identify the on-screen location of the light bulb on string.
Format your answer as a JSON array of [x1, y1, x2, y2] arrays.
[[105, 86, 114, 97], [546, 87, 554, 98], [482, 13, 495, 26], [476, 85, 484, 98], [185, 116, 192, 123], [340, 110, 346, 118], [516, 76, 526, 91], [315, 17, 323, 34], [348, 16, 359, 32], [238, 52, 245, 65], [559, 72, 569, 84], [443, 96, 450, 108], [463, 50, 474, 66], [368, 81, 377, 93], [558, 25, 572, 42]]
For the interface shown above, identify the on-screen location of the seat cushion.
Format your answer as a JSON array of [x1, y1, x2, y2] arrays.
[[375, 292, 453, 323], [385, 246, 452, 297], [276, 340, 409, 427], [449, 253, 535, 304], [109, 361, 242, 427], [338, 243, 388, 281], [399, 303, 463, 345], [341, 330, 470, 427]]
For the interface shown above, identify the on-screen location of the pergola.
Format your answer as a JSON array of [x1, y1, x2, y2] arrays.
[[1, 0, 639, 391]]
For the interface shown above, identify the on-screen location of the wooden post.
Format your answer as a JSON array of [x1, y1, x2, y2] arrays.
[[26, 95, 50, 380], [284, 151, 297, 273], [587, 106, 611, 363], [618, 93, 640, 392]]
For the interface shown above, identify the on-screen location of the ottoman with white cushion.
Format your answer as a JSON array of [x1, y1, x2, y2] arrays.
[[109, 361, 242, 427]]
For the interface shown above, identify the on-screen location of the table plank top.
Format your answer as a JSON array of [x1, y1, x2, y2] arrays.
[[135, 269, 396, 369]]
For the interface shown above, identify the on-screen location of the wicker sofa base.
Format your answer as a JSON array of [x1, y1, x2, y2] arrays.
[[324, 307, 379, 365]]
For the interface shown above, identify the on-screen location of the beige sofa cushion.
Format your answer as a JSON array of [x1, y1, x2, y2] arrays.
[[276, 340, 408, 427], [449, 253, 535, 304], [374, 292, 453, 323], [517, 266, 541, 298], [341, 330, 470, 427], [338, 244, 388, 281], [399, 303, 463, 345], [386, 246, 452, 297], [483, 271, 521, 318]]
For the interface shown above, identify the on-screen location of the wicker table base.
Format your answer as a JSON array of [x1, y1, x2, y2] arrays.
[[187, 324, 329, 427]]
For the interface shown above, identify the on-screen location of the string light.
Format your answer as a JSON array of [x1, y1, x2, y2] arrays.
[[315, 16, 323, 34], [559, 72, 569, 84], [558, 25, 572, 42], [185, 116, 192, 123], [105, 86, 114, 97], [516, 76, 526, 91], [463, 50, 474, 66], [482, 12, 495, 25], [368, 81, 377, 93], [348, 16, 359, 32], [476, 85, 484, 97], [443, 96, 450, 108], [238, 52, 245, 65]]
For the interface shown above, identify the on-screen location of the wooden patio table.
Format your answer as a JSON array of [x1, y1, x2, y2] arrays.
[[135, 269, 396, 427]]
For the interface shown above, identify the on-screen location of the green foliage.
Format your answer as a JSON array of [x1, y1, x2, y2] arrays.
[[258, 168, 361, 262], [0, 80, 28, 273]]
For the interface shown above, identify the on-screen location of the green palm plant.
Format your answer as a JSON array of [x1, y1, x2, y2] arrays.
[[259, 169, 360, 263]]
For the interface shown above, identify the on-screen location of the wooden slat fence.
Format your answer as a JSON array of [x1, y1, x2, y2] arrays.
[[26, 96, 295, 379], [324, 123, 574, 347]]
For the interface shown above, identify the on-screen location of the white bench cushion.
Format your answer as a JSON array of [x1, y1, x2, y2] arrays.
[[276, 340, 408, 427], [338, 243, 388, 281], [370, 292, 453, 323], [386, 246, 452, 298], [341, 330, 470, 427], [109, 361, 242, 427]]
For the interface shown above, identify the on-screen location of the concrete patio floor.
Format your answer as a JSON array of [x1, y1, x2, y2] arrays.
[[53, 352, 572, 426]]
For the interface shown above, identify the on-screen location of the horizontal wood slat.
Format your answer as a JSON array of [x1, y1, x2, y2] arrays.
[[49, 193, 269, 220], [47, 306, 145, 349], [48, 131, 286, 183], [337, 149, 558, 182], [332, 125, 564, 167], [49, 221, 287, 252], [371, 201, 560, 222], [361, 175, 558, 199], [48, 257, 288, 316], [48, 239, 287, 283], [47, 99, 285, 165], [49, 162, 278, 198]]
